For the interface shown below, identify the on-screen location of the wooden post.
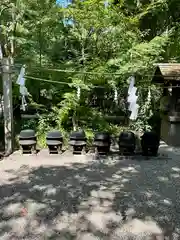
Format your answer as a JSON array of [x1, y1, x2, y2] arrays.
[[2, 58, 13, 156]]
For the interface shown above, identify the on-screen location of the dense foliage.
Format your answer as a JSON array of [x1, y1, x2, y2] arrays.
[[1, 0, 180, 146]]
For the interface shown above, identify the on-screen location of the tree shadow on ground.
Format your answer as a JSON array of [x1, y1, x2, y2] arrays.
[[0, 153, 180, 239]]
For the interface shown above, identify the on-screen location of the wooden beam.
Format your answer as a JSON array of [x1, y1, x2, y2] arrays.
[[2, 58, 13, 156]]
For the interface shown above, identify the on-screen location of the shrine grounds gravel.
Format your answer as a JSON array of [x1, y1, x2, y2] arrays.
[[0, 143, 179, 239]]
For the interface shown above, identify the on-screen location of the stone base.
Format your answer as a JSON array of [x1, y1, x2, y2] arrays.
[[161, 117, 180, 147]]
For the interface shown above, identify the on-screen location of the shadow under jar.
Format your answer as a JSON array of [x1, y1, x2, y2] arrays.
[[19, 129, 37, 154], [93, 132, 111, 155], [46, 130, 63, 154], [69, 130, 87, 154]]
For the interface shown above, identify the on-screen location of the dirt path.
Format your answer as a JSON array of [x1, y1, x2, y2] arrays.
[[0, 146, 179, 239]]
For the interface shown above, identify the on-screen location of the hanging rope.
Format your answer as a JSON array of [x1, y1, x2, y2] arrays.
[[3, 63, 180, 80], [1, 62, 178, 90], [24, 75, 180, 89]]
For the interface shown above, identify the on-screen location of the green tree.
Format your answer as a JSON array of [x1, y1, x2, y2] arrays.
[[1, 0, 179, 146]]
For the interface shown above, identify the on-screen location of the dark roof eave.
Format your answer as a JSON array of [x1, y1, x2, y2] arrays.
[[152, 64, 180, 83]]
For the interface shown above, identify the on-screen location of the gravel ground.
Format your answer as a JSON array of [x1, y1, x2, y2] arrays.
[[0, 143, 179, 239]]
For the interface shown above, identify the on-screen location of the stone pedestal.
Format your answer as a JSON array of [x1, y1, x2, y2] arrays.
[[161, 116, 180, 146]]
